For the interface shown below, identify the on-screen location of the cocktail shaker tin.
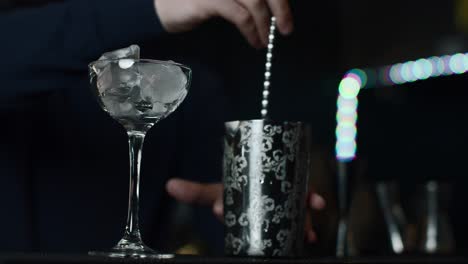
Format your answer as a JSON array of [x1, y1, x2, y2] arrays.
[[223, 120, 311, 257]]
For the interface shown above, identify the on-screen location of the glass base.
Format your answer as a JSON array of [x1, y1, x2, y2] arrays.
[[89, 238, 174, 259]]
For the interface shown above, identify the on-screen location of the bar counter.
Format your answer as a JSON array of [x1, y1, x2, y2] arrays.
[[0, 254, 465, 264]]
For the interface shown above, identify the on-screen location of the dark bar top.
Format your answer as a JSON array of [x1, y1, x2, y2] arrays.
[[0, 254, 466, 264]]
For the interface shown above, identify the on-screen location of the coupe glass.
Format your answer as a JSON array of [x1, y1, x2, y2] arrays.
[[88, 59, 191, 258]]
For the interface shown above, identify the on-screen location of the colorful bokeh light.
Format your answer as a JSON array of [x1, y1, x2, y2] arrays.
[[449, 53, 466, 74], [336, 111, 357, 125], [347, 69, 368, 88], [339, 76, 361, 99], [390, 63, 404, 84], [335, 51, 468, 162], [335, 140, 357, 161], [336, 123, 357, 142]]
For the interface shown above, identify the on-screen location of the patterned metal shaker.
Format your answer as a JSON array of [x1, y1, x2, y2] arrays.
[[223, 120, 311, 257]]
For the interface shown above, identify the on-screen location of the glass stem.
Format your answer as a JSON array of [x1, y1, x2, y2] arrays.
[[123, 132, 145, 242]]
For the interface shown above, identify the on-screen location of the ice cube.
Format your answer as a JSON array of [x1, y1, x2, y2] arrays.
[[93, 45, 141, 95], [118, 59, 135, 69], [92, 45, 140, 73], [138, 62, 188, 103], [95, 62, 141, 97], [101, 94, 138, 118], [99, 45, 140, 61], [96, 65, 112, 94], [151, 101, 168, 114], [92, 45, 189, 120], [101, 85, 142, 117], [115, 62, 141, 88]]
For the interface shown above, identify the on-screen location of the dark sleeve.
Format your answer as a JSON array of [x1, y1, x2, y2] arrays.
[[0, 0, 166, 99]]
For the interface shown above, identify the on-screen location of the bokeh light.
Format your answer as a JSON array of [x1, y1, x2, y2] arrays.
[[442, 55, 453, 75], [337, 96, 358, 113], [336, 110, 357, 125], [335, 50, 468, 161], [339, 76, 361, 99], [344, 72, 362, 87], [429, 56, 444, 77], [417, 58, 433, 79], [412, 59, 425, 80], [379, 66, 393, 86], [389, 63, 404, 84], [401, 61, 416, 82], [346, 68, 368, 88], [336, 123, 357, 142], [449, 53, 466, 74], [464, 53, 468, 70], [336, 89, 359, 160], [336, 140, 357, 161]]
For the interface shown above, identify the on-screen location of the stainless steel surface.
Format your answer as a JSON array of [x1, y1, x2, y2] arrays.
[[261, 17, 276, 119], [223, 120, 311, 257], [335, 218, 348, 258], [425, 181, 438, 253], [376, 182, 405, 254], [417, 181, 454, 254], [336, 161, 349, 258]]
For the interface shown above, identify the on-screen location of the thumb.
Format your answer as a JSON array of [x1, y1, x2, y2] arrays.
[[166, 178, 222, 206]]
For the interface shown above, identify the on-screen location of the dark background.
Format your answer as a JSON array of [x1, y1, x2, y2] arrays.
[[1, 0, 468, 258]]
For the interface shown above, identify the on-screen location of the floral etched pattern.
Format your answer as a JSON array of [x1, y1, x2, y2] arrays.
[[223, 120, 310, 257], [276, 229, 291, 248], [238, 213, 249, 226], [225, 211, 237, 227], [225, 233, 244, 255]]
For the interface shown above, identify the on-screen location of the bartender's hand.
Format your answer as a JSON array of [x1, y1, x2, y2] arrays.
[[166, 178, 326, 243], [154, 0, 294, 48]]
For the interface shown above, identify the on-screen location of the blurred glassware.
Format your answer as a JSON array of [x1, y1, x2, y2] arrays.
[[335, 160, 355, 257], [375, 181, 407, 254], [415, 181, 455, 254]]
